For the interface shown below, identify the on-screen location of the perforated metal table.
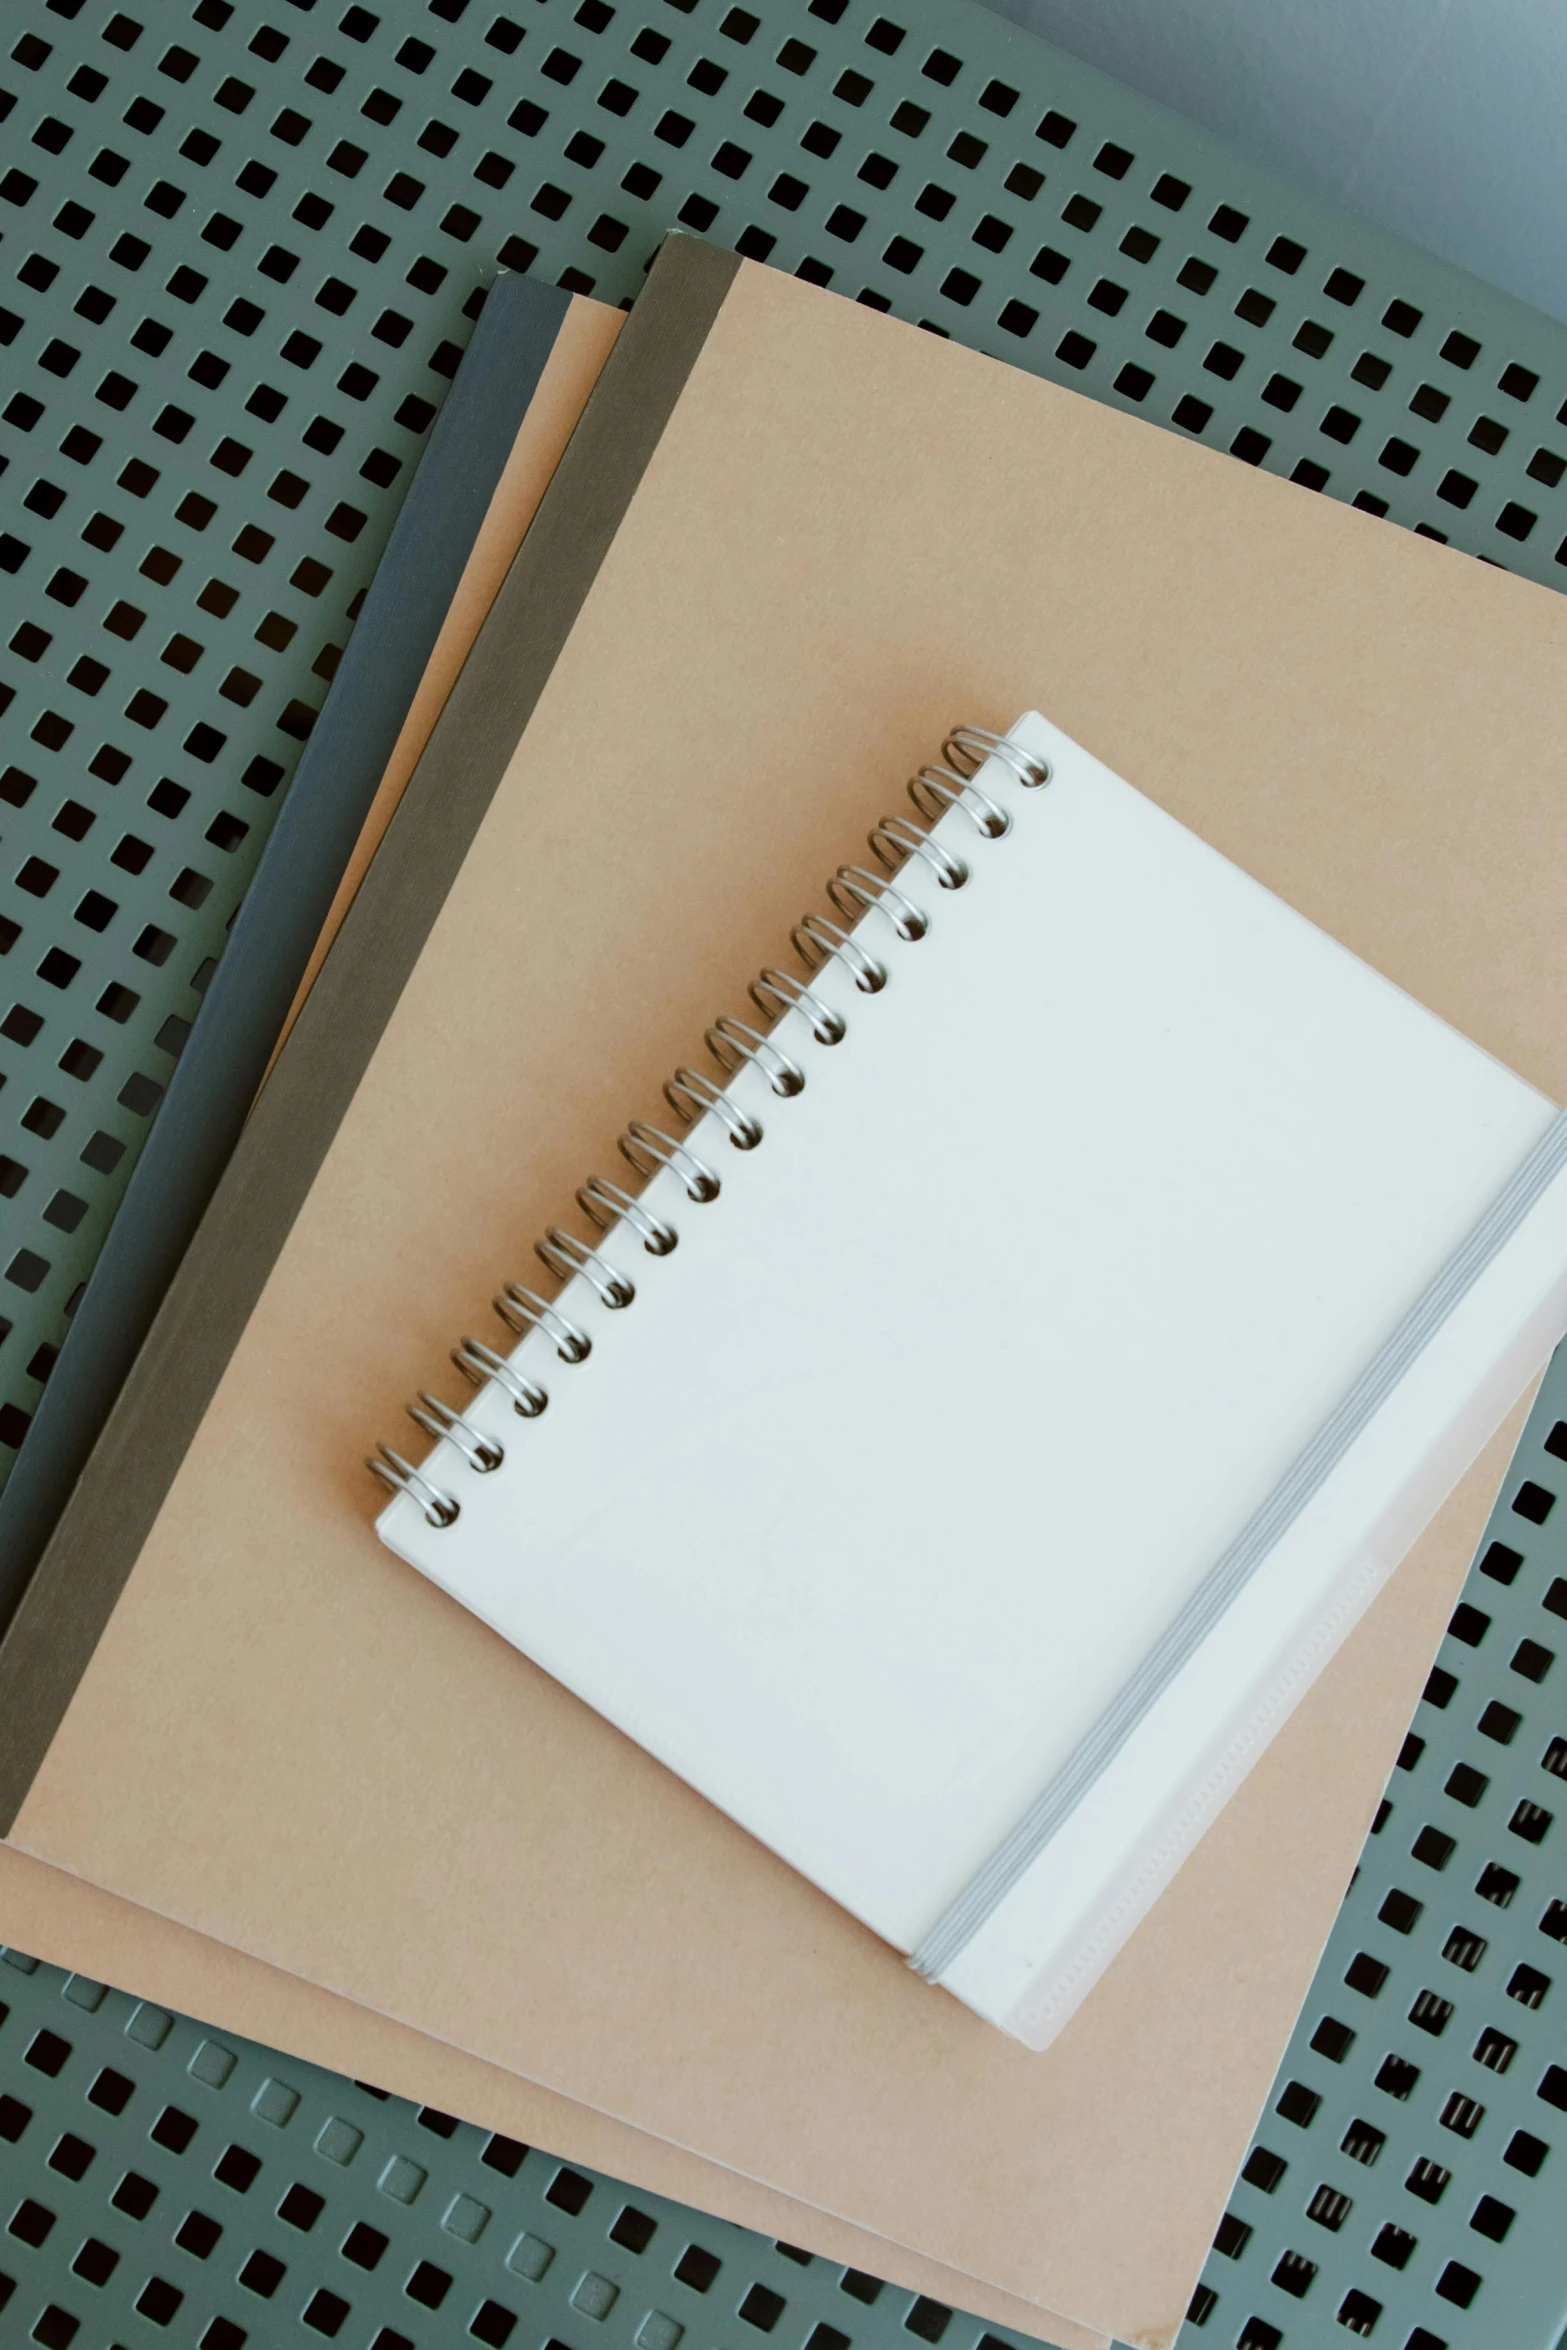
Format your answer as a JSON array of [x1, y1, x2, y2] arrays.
[[6, 0, 1567, 2343]]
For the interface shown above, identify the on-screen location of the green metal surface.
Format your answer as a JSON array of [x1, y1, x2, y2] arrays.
[[0, 1941, 1058, 2350], [7, 1, 1567, 2344], [1179, 1353, 1567, 2350]]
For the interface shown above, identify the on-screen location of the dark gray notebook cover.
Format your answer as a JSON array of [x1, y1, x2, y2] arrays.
[[0, 271, 573, 1628]]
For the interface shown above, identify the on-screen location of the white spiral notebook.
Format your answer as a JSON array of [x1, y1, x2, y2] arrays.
[[374, 711, 1567, 2049]]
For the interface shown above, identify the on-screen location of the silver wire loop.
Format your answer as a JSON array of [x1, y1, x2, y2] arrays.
[[868, 812, 969, 890], [367, 1446, 460, 1529], [620, 1120, 721, 1202], [707, 1015, 806, 1098], [749, 966, 847, 1043], [535, 1227, 635, 1308], [452, 1337, 548, 1416], [944, 723, 1050, 789], [908, 762, 1011, 839], [827, 863, 929, 941], [791, 910, 886, 993], [577, 1176, 679, 1255], [495, 1282, 592, 1362], [665, 1066, 763, 1149], [407, 1392, 505, 1472]]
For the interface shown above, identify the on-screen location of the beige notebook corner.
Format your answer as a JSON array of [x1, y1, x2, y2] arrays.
[[6, 237, 1567, 2347]]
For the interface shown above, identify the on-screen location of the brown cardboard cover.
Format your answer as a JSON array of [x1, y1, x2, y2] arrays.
[[7, 246, 1567, 2344]]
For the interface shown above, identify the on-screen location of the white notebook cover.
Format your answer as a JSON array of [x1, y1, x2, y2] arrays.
[[377, 713, 1567, 2047]]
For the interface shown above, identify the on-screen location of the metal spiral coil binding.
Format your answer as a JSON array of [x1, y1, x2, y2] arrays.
[[366, 1447, 462, 1528], [496, 1283, 593, 1361], [706, 1015, 806, 1097], [621, 1121, 723, 1199], [826, 864, 928, 941], [451, 1337, 548, 1416], [867, 814, 968, 890], [367, 722, 1050, 1528], [791, 910, 886, 994], [665, 1066, 763, 1148], [577, 1175, 679, 1255], [408, 1393, 505, 1472], [945, 722, 1050, 793], [749, 968, 846, 1045], [535, 1229, 635, 1308]]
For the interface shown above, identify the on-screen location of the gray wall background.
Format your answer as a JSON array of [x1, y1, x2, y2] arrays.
[[985, 0, 1567, 327]]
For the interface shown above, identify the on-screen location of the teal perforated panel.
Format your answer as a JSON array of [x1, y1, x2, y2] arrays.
[[0, 1941, 1070, 2350], [7, 4, 1567, 2347]]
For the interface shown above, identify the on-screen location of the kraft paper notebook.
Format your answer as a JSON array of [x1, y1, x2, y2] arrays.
[[6, 236, 1567, 2343]]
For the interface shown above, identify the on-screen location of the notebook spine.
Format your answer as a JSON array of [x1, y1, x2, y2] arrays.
[[368, 724, 1049, 1527]]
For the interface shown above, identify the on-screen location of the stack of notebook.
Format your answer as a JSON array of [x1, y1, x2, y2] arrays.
[[7, 237, 1567, 2349]]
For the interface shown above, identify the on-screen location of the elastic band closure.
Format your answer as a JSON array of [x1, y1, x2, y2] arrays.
[[912, 1104, 1567, 1985]]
